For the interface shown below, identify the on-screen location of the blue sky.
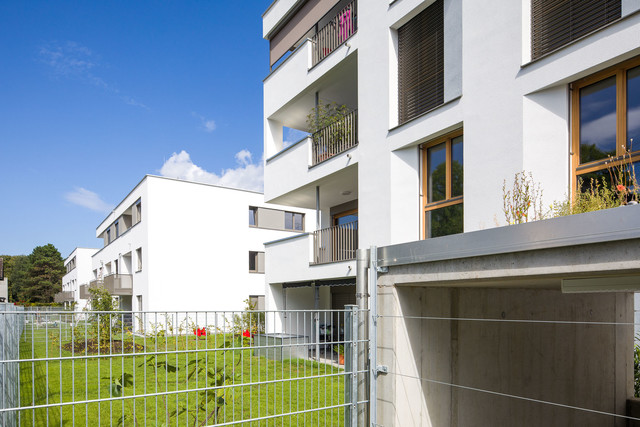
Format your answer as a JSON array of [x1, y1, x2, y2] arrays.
[[0, 1, 283, 257]]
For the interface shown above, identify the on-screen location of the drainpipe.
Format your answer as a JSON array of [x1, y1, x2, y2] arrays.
[[316, 186, 321, 230], [356, 248, 369, 426]]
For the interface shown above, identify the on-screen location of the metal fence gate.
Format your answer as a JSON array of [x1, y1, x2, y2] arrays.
[[0, 307, 369, 426]]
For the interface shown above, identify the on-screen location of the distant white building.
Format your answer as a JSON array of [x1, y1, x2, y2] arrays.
[[79, 175, 312, 316], [56, 247, 98, 308]]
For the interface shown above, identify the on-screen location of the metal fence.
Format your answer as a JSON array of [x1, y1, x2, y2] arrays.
[[1, 303, 25, 427], [0, 307, 368, 426]]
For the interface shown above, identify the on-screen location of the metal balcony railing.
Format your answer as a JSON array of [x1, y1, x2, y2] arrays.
[[103, 274, 133, 296], [312, 220, 358, 264], [53, 291, 74, 303], [311, 109, 358, 166], [311, 0, 357, 66]]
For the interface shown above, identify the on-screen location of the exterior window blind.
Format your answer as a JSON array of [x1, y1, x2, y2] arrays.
[[398, 0, 444, 125], [531, 0, 621, 60]]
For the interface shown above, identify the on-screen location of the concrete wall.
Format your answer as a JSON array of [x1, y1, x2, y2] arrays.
[[377, 285, 633, 427]]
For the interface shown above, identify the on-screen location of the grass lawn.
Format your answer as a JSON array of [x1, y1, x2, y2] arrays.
[[18, 325, 347, 426]]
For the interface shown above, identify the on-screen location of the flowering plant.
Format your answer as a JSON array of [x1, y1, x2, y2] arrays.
[[193, 327, 206, 337]]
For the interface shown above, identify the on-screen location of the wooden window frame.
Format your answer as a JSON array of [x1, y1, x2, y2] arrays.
[[571, 55, 640, 193], [332, 209, 358, 226], [421, 129, 463, 239]]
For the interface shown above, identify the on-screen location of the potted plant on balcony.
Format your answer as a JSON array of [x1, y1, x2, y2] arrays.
[[307, 102, 352, 163], [335, 344, 345, 365]]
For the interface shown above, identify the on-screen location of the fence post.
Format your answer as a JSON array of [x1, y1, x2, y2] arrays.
[[369, 246, 379, 427], [344, 304, 358, 427]]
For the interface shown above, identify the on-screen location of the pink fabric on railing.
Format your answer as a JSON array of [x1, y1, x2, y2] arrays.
[[338, 8, 353, 43]]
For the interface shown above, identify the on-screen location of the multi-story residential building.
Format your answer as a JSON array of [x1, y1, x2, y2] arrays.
[[83, 175, 312, 315], [263, 0, 640, 424], [56, 247, 98, 308]]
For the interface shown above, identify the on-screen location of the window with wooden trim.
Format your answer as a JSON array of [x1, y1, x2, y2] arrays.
[[531, 0, 621, 60], [572, 56, 640, 192], [398, 0, 444, 125], [422, 131, 463, 238]]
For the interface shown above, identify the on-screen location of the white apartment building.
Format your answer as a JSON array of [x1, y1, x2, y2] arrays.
[[83, 175, 311, 315], [263, 0, 640, 424], [56, 247, 98, 308]]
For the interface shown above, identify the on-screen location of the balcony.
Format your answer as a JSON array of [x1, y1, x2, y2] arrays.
[[53, 291, 74, 303], [79, 281, 99, 299], [312, 109, 358, 166], [310, 1, 357, 67], [103, 274, 133, 296], [312, 220, 358, 265]]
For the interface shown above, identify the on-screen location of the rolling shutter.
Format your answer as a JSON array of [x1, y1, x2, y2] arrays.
[[398, 0, 444, 125], [531, 0, 621, 60]]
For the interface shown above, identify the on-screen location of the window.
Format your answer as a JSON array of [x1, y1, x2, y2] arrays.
[[115, 220, 120, 238], [249, 207, 258, 226], [136, 248, 142, 272], [249, 251, 265, 273], [285, 211, 304, 231], [422, 130, 463, 238], [398, 0, 444, 124], [531, 0, 620, 60], [572, 56, 640, 192], [249, 295, 265, 310], [106, 229, 111, 245], [333, 209, 358, 226]]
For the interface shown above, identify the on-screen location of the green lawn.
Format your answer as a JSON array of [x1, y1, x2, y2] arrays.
[[18, 325, 347, 426]]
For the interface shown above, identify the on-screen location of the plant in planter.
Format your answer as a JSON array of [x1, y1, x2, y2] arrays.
[[335, 344, 345, 365], [306, 102, 352, 161], [607, 141, 639, 205]]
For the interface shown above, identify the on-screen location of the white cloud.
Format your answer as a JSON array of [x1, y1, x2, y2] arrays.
[[159, 150, 264, 192], [38, 41, 147, 109], [192, 112, 217, 132], [65, 187, 112, 212]]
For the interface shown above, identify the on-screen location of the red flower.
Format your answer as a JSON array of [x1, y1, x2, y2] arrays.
[[193, 327, 206, 337], [242, 330, 252, 338], [617, 184, 626, 192]]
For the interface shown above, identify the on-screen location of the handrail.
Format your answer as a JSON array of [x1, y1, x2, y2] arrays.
[[312, 220, 358, 264], [311, 0, 357, 66], [311, 109, 358, 166]]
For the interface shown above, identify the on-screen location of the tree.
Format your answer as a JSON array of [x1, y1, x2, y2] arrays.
[[6, 255, 30, 302], [23, 244, 64, 303]]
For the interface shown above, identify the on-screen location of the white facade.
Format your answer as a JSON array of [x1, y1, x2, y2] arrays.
[[262, 0, 640, 311], [88, 175, 313, 314], [60, 247, 98, 308]]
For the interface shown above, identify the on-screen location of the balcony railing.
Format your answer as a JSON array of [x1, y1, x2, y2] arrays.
[[312, 220, 358, 264], [103, 274, 133, 296], [312, 109, 358, 166], [79, 283, 96, 299], [53, 291, 74, 303], [311, 0, 357, 67]]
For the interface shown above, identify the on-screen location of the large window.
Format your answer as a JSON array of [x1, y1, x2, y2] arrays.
[[572, 56, 640, 191], [422, 131, 463, 238], [398, 0, 444, 124], [531, 0, 620, 60]]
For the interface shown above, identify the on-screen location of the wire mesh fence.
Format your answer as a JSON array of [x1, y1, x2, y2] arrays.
[[0, 307, 368, 426], [1, 303, 25, 427]]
